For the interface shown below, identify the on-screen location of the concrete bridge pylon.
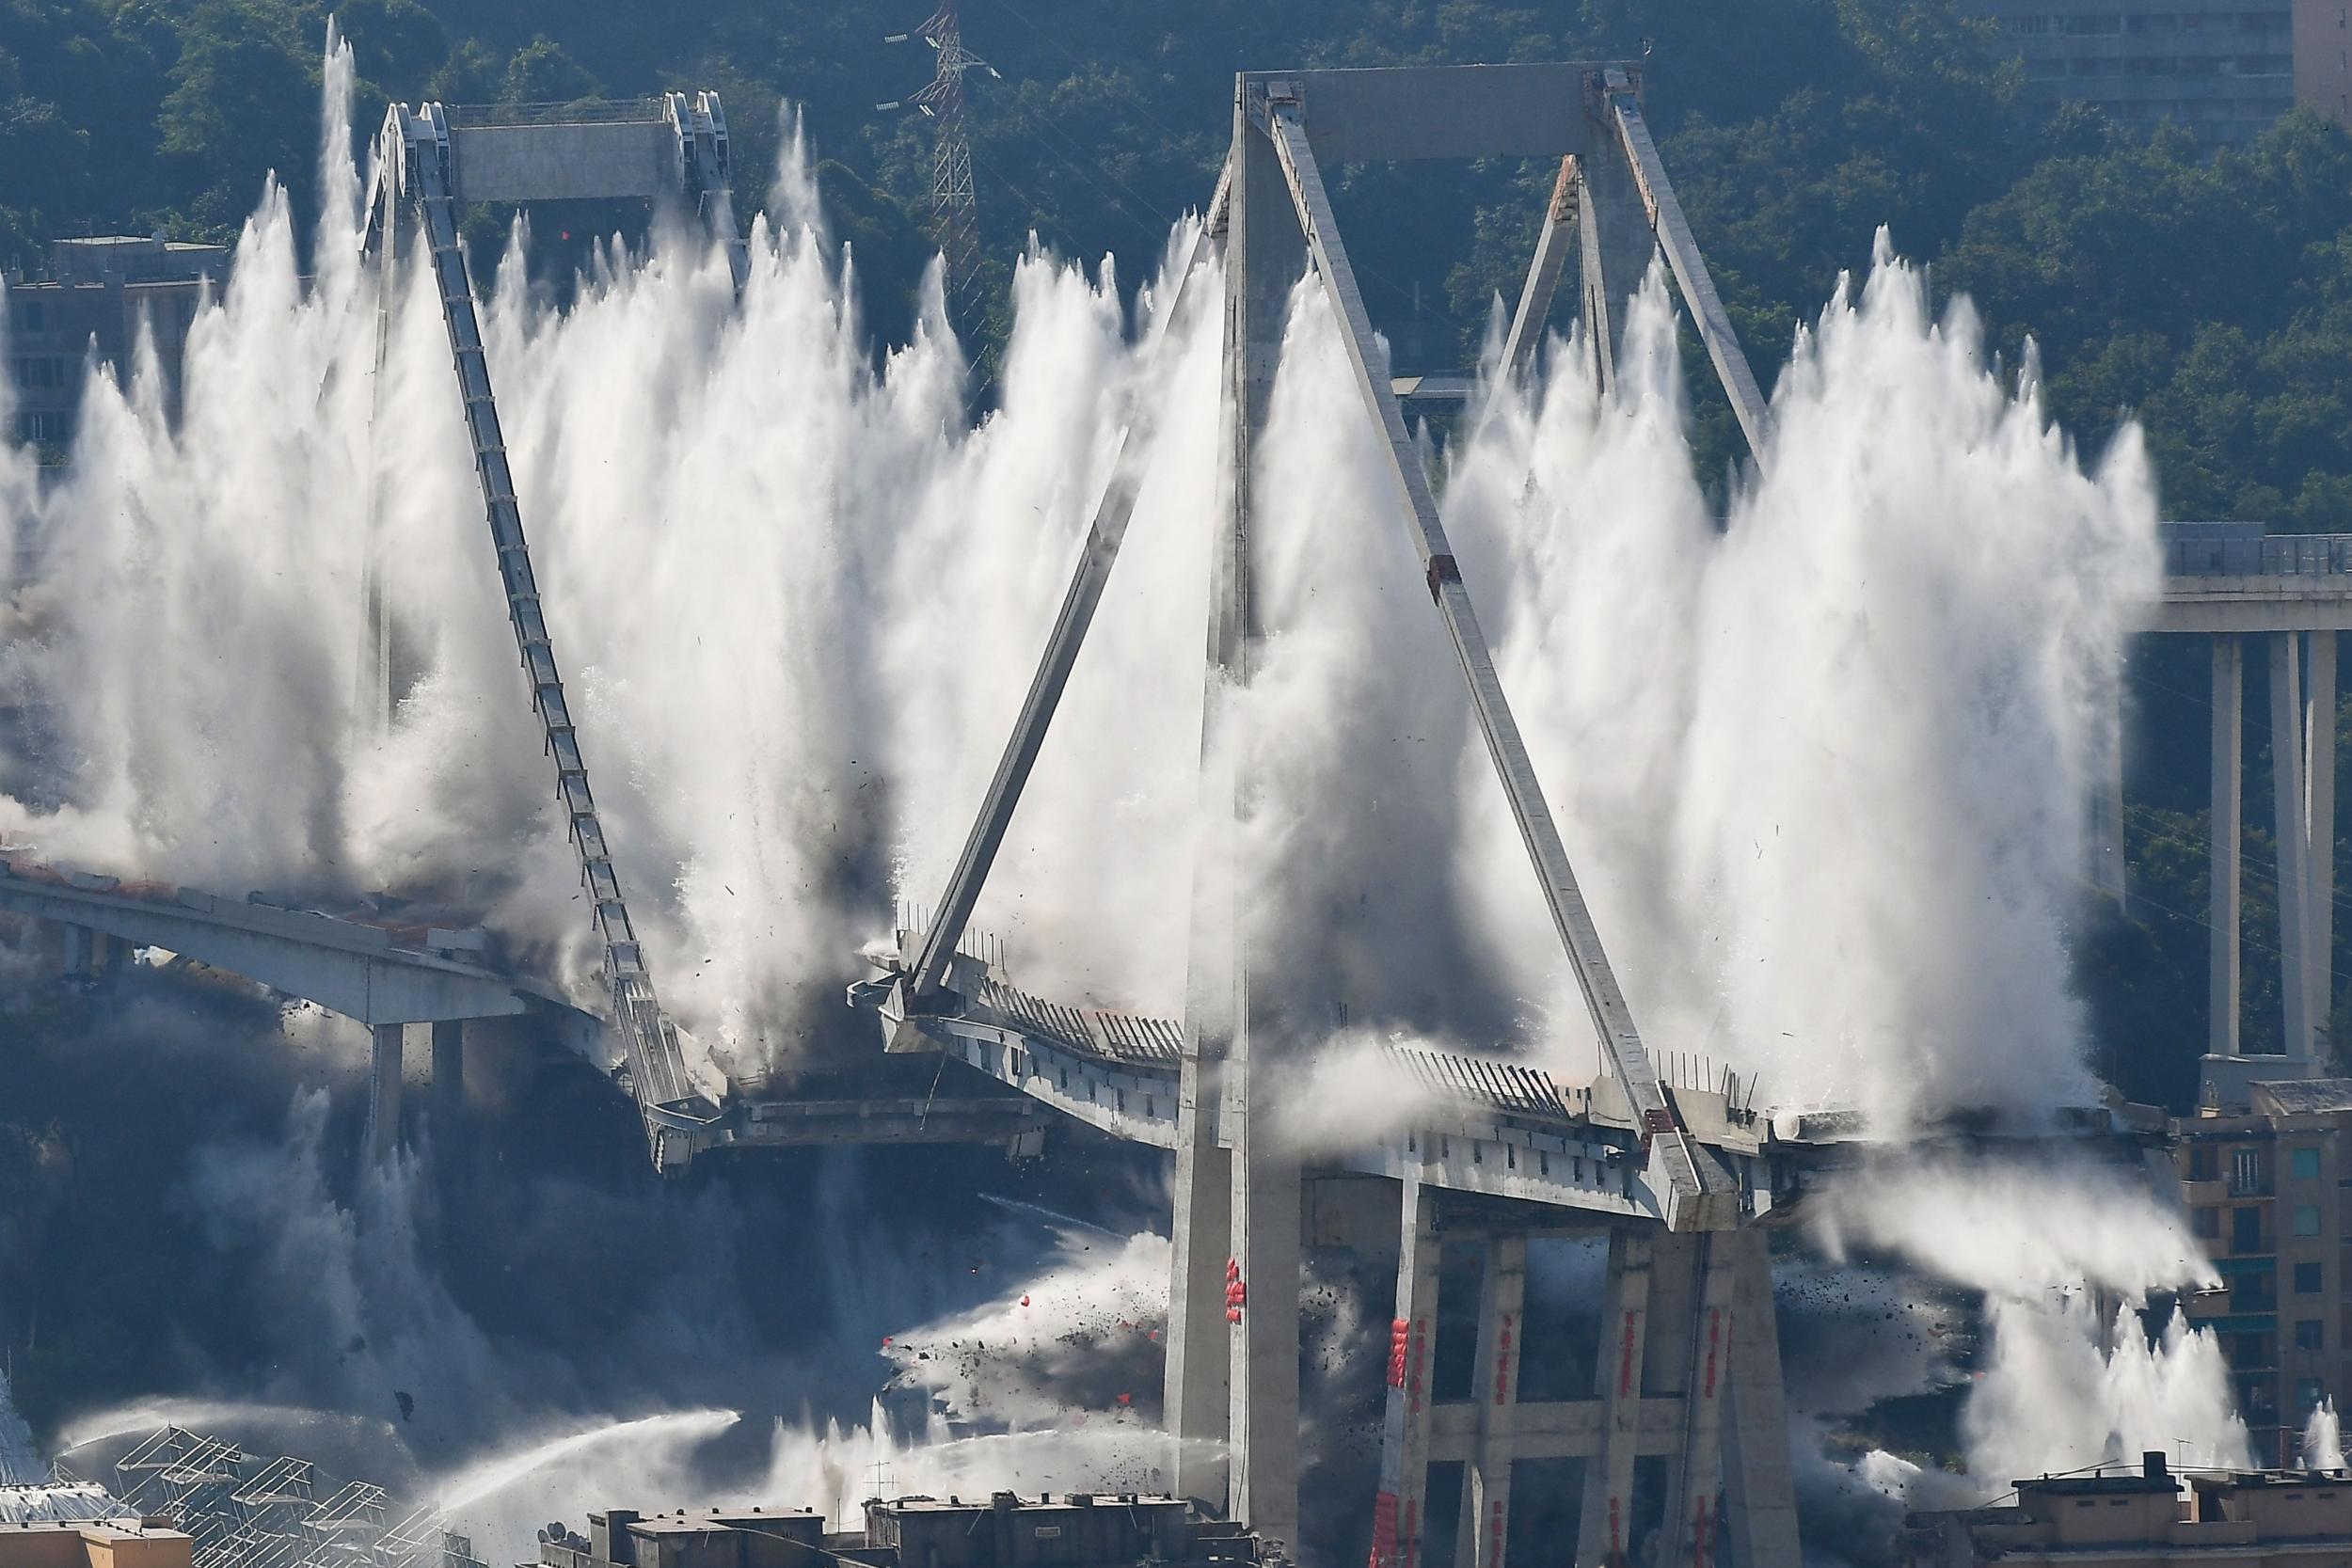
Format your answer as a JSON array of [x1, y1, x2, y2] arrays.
[[860, 61, 1802, 1567]]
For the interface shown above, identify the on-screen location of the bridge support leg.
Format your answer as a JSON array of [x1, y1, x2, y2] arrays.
[[430, 1019, 465, 1137], [1371, 1176, 1438, 1568], [1579, 1228, 1654, 1567], [1664, 1237, 1740, 1566], [2308, 631, 2336, 1067], [2275, 633, 2315, 1067], [1716, 1229, 1800, 1568], [366, 1022, 404, 1164], [1228, 1120, 1302, 1548], [1165, 1050, 1232, 1506], [59, 923, 90, 977], [2212, 635, 2245, 1063], [1198, 75, 1307, 1552], [2090, 678, 2129, 912], [1578, 115, 1657, 399], [1456, 1232, 1525, 1568]]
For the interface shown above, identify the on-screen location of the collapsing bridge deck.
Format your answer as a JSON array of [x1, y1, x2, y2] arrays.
[[851, 944, 1856, 1227]]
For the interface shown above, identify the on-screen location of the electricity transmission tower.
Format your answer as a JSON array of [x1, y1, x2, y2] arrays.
[[882, 0, 999, 319]]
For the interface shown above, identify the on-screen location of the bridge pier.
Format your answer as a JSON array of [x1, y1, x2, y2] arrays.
[[1166, 1051, 1232, 1506], [51, 921, 115, 978], [1454, 1232, 1525, 1568], [1371, 1176, 1439, 1568], [430, 1018, 465, 1134], [365, 1022, 404, 1165], [2212, 634, 2245, 1063], [2307, 630, 2336, 1062], [2202, 628, 2337, 1104], [2089, 682, 2129, 911]]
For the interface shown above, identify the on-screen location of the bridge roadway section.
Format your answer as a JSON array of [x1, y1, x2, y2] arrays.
[[0, 856, 1047, 1164]]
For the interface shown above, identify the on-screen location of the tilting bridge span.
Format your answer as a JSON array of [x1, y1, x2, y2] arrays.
[[2, 66, 2308, 1568]]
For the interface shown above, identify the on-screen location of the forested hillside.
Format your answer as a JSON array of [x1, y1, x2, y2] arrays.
[[4, 0, 2351, 1094]]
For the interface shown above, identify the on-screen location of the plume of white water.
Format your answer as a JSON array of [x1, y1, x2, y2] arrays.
[[0, 36, 2156, 1126], [1441, 241, 2156, 1127], [2308, 1400, 2345, 1471], [1968, 1297, 2251, 1485], [434, 1409, 742, 1512], [884, 1230, 1167, 1428], [755, 1402, 1208, 1536], [1811, 1150, 2247, 1494]]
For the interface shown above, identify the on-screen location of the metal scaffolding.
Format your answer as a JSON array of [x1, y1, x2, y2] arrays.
[[105, 1428, 485, 1568]]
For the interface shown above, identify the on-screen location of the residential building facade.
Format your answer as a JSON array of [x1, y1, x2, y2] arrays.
[[1902, 1456, 2352, 1565], [2172, 1078, 2352, 1466], [1958, 1, 2325, 145], [3, 236, 230, 452]]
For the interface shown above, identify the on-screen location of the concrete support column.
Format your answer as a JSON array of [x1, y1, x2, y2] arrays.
[[59, 923, 90, 977], [1577, 119, 1658, 398], [2307, 630, 2337, 1067], [1164, 1050, 1232, 1506], [1579, 1229, 1655, 1566], [1664, 1236, 1740, 1567], [1456, 1232, 1526, 1568], [365, 1022, 404, 1164], [1227, 1109, 1302, 1550], [429, 1019, 465, 1133], [2090, 676, 2129, 910], [1371, 1176, 1439, 1568], [1717, 1229, 1801, 1568], [2213, 635, 2245, 1059], [2275, 632, 2313, 1063], [1203, 85, 1307, 1553]]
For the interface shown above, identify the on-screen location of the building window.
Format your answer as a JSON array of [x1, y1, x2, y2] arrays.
[[2196, 1207, 2222, 1238], [2298, 1319, 2327, 1351], [2297, 1261, 2324, 1293], [2010, 13, 2053, 30], [12, 300, 41, 333], [2064, 11, 2125, 31], [2233, 1148, 2266, 1194], [2191, 1146, 2218, 1180], [2240, 9, 2292, 30], [2234, 1206, 2265, 1251], [2131, 10, 2183, 30], [2296, 1204, 2322, 1237], [2300, 1376, 2329, 1414], [12, 410, 63, 444], [2295, 1148, 2323, 1180]]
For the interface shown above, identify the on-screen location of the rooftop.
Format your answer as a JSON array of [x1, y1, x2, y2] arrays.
[[2253, 1077, 2352, 1116]]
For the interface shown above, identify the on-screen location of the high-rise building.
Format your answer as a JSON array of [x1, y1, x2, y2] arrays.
[[2171, 1078, 2352, 1466], [1958, 1, 2321, 146]]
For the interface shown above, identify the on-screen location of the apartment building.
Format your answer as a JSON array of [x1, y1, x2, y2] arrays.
[[3, 235, 230, 451], [1957, 1, 2336, 145], [2172, 1079, 2352, 1466]]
